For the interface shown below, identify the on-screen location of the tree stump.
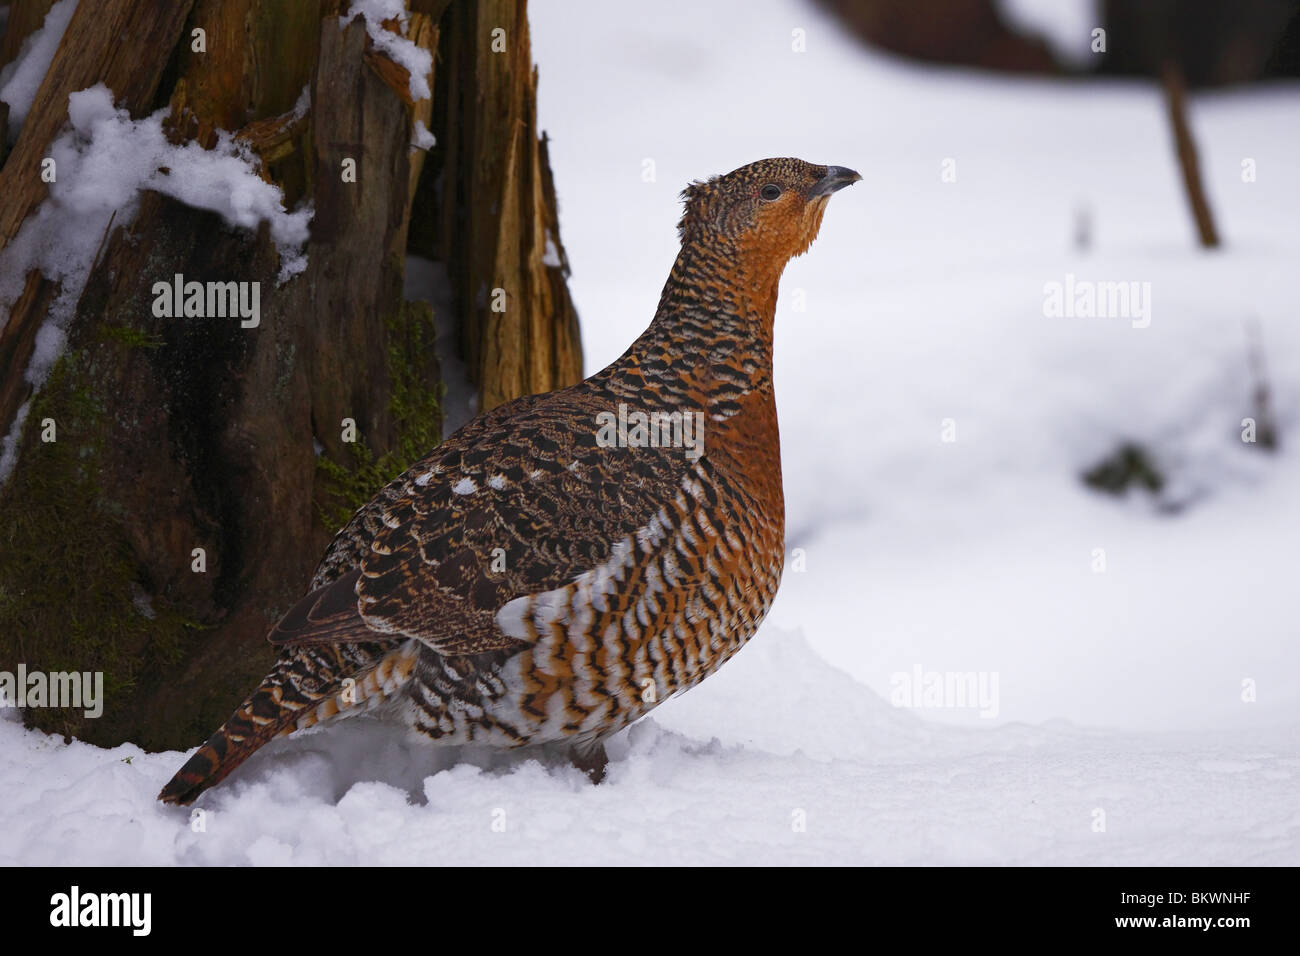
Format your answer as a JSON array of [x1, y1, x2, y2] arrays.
[[0, 0, 583, 750]]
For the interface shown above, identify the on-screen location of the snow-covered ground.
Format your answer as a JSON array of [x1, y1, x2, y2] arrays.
[[5, 631, 1296, 865], [2, 0, 1297, 864]]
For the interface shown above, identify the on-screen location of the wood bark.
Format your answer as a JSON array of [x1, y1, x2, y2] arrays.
[[0, 1, 583, 749], [0, 0, 196, 436], [434, 0, 583, 411]]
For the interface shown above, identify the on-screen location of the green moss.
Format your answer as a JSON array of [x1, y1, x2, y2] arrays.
[[385, 301, 446, 463], [315, 301, 444, 529], [99, 324, 164, 349], [0, 354, 204, 741]]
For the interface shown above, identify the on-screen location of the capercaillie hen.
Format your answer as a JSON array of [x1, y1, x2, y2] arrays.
[[158, 157, 860, 804]]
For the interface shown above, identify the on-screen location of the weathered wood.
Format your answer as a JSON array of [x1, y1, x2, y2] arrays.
[[406, 15, 438, 220], [0, 270, 52, 429], [0, 0, 195, 250], [435, 0, 583, 410], [0, 0, 585, 751], [234, 102, 312, 167], [171, 0, 324, 133], [0, 16, 428, 749], [0, 0, 195, 441], [165, 0, 323, 207], [536, 131, 583, 386], [0, 0, 56, 73]]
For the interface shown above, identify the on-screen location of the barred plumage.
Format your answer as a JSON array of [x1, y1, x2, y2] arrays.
[[159, 157, 859, 805]]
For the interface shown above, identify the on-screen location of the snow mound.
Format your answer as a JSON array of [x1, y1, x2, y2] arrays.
[[2, 628, 1295, 865]]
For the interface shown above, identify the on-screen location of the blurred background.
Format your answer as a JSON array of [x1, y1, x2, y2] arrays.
[[530, 0, 1300, 732]]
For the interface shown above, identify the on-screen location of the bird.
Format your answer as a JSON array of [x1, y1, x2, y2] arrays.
[[158, 157, 860, 805]]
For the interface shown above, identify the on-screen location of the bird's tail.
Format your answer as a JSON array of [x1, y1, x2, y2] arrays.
[[157, 640, 418, 805]]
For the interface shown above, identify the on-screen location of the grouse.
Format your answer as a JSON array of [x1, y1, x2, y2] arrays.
[[159, 157, 860, 804]]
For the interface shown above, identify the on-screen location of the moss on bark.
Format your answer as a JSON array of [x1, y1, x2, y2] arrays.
[[316, 300, 444, 530], [0, 354, 205, 741]]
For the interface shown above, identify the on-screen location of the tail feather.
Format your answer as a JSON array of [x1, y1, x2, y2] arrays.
[[157, 723, 263, 806], [157, 640, 418, 805]]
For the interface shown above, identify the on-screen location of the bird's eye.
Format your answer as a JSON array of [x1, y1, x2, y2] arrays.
[[759, 184, 782, 201]]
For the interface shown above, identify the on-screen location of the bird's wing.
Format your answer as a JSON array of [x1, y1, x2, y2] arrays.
[[277, 390, 702, 656], [266, 569, 389, 646]]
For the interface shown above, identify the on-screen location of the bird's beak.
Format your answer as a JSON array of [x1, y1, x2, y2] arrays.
[[810, 166, 862, 197]]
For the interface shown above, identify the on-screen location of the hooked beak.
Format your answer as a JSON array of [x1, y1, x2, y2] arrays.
[[810, 165, 862, 197]]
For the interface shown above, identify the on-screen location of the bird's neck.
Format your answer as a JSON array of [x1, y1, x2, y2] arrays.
[[600, 239, 785, 409]]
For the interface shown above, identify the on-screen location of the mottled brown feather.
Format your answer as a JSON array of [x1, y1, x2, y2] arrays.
[[157, 157, 857, 805]]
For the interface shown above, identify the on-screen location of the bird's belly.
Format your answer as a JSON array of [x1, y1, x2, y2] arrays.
[[511, 564, 782, 741], [411, 514, 784, 748], [393, 545, 781, 749]]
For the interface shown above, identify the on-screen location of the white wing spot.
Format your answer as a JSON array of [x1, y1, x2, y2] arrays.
[[497, 595, 530, 640], [452, 477, 477, 495], [414, 472, 433, 486], [488, 474, 506, 490]]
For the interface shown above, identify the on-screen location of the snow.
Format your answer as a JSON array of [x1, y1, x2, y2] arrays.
[[340, 0, 433, 102], [0, 83, 312, 482], [290, 83, 311, 120], [0, 400, 31, 484], [2, 630, 1295, 865], [542, 229, 563, 267], [410, 119, 436, 152], [404, 255, 479, 434], [2, 0, 1298, 864], [0, 0, 77, 142]]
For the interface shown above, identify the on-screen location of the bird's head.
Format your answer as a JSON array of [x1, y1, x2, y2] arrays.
[[677, 157, 860, 267]]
